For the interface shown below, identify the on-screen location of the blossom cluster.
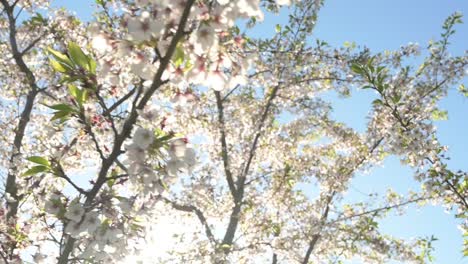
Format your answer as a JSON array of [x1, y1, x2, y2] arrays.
[[0, 0, 466, 263]]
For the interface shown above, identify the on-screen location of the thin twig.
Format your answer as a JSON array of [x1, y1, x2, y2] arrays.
[[161, 196, 217, 245]]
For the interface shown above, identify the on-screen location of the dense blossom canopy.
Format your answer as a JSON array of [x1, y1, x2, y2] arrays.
[[0, 0, 467, 263]]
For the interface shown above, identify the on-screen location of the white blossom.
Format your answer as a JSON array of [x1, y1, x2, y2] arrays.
[[133, 128, 154, 149], [64, 201, 85, 223], [127, 11, 163, 42]]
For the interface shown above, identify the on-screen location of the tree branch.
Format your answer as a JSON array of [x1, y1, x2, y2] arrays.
[[79, 111, 106, 161], [301, 136, 385, 263], [444, 178, 468, 209], [272, 253, 278, 264], [222, 83, 281, 248], [53, 160, 88, 195], [302, 194, 333, 264], [101, 87, 136, 116], [214, 90, 236, 198], [161, 196, 216, 245], [57, 1, 196, 262], [20, 33, 45, 56], [94, 88, 119, 136], [330, 196, 431, 224], [220, 0, 321, 249], [1, 0, 39, 221]]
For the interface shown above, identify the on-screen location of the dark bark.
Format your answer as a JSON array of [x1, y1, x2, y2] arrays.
[[1, 0, 39, 221]]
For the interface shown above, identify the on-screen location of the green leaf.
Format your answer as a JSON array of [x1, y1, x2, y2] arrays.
[[392, 94, 401, 104], [51, 111, 71, 121], [271, 224, 281, 236], [49, 58, 69, 73], [30, 13, 46, 26], [219, 244, 231, 249], [77, 89, 88, 106], [107, 169, 118, 188], [107, 178, 116, 188], [287, 178, 295, 188], [26, 156, 50, 167], [172, 44, 185, 67], [67, 84, 87, 107], [68, 84, 79, 98], [431, 109, 448, 121], [23, 165, 49, 176], [458, 84, 468, 97], [48, 104, 76, 112], [343, 41, 356, 49], [60, 76, 82, 84], [275, 24, 281, 33], [47, 47, 73, 67], [184, 59, 194, 72], [88, 58, 97, 74], [350, 63, 363, 74], [372, 99, 384, 106], [233, 26, 240, 35], [68, 42, 90, 70]]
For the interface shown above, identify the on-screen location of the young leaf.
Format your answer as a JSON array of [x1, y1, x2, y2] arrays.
[[23, 165, 49, 176], [458, 84, 468, 97], [107, 178, 116, 188], [49, 59, 69, 73], [67, 84, 87, 107], [26, 156, 50, 167], [431, 109, 448, 121], [392, 94, 402, 104], [275, 24, 281, 33], [30, 13, 46, 26], [172, 45, 185, 67], [351, 63, 363, 74], [68, 42, 90, 70], [77, 89, 88, 106], [48, 104, 76, 113], [47, 47, 73, 67], [88, 58, 97, 74], [51, 111, 71, 121], [372, 99, 383, 107], [68, 84, 79, 98]]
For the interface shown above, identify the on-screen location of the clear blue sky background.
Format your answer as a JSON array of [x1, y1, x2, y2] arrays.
[[53, 0, 468, 263]]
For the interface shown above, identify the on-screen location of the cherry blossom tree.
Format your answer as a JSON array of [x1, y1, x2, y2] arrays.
[[0, 0, 467, 263]]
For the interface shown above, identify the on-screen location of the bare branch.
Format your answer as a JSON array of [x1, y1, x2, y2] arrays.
[[214, 90, 237, 198], [53, 160, 88, 195], [19, 34, 44, 56], [82, 116, 106, 161], [330, 196, 431, 224], [272, 253, 278, 264], [95, 88, 119, 136], [161, 196, 216, 245], [101, 87, 137, 116]]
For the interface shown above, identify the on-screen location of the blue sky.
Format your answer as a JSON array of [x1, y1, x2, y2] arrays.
[[52, 0, 468, 263]]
